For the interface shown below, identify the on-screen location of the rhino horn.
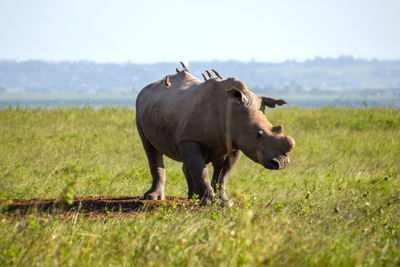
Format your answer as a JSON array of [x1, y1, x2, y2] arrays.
[[205, 70, 214, 79], [201, 73, 208, 81], [180, 62, 189, 72], [176, 68, 180, 73], [211, 69, 223, 79], [165, 76, 171, 88]]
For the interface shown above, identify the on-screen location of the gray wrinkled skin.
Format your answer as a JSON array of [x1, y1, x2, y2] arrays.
[[136, 70, 295, 204]]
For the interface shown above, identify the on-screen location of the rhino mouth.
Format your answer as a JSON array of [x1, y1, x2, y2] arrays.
[[265, 154, 290, 170]]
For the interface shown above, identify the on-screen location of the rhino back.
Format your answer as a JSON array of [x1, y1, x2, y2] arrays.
[[136, 72, 226, 161]]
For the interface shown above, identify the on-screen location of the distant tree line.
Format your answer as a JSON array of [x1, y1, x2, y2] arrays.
[[0, 56, 399, 94]]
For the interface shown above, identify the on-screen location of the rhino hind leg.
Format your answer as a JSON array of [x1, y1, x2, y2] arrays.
[[211, 150, 242, 202], [137, 124, 166, 200], [178, 142, 215, 205], [182, 164, 194, 199], [143, 146, 166, 200]]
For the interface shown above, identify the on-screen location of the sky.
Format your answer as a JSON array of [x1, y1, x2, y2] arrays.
[[0, 0, 399, 63]]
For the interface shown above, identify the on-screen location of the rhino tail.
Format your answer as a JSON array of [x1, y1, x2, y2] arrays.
[[180, 62, 189, 72]]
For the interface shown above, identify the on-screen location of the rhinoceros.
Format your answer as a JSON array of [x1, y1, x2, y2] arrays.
[[136, 63, 295, 204]]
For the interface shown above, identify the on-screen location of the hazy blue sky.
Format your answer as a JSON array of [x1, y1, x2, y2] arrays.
[[0, 0, 399, 63]]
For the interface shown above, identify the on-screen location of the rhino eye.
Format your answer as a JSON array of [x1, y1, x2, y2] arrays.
[[257, 130, 264, 139]]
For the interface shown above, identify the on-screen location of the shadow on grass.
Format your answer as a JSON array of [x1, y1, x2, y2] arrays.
[[0, 196, 194, 216]]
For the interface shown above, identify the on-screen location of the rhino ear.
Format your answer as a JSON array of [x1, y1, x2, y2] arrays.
[[227, 88, 248, 103], [261, 97, 287, 108]]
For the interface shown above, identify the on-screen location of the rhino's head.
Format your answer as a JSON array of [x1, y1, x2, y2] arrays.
[[224, 79, 295, 170]]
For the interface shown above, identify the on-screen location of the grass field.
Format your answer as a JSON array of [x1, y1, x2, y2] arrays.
[[0, 107, 399, 266]]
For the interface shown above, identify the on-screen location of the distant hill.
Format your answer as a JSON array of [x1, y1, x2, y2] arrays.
[[0, 56, 400, 94]]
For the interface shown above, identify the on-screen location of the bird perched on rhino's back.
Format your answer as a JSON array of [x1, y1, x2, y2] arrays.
[[136, 62, 294, 204]]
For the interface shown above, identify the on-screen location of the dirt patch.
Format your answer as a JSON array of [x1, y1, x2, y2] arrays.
[[0, 196, 195, 217]]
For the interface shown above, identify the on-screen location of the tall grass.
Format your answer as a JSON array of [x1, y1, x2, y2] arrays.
[[1, 107, 399, 266]]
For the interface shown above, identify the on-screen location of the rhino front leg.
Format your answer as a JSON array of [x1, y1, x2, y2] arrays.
[[211, 150, 242, 202], [182, 164, 194, 199], [178, 142, 215, 205]]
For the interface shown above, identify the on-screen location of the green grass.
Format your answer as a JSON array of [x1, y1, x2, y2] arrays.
[[1, 107, 399, 266]]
